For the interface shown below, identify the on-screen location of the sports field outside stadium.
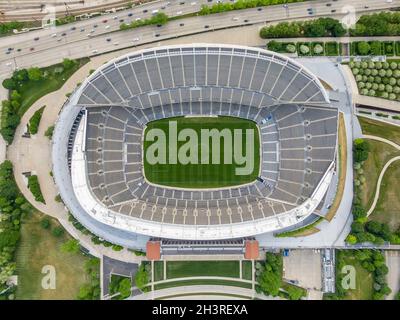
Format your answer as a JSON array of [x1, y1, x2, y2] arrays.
[[143, 116, 260, 189]]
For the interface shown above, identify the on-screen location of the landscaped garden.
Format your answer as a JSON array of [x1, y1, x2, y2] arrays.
[[346, 117, 400, 245], [350, 60, 400, 101], [1, 58, 89, 144]]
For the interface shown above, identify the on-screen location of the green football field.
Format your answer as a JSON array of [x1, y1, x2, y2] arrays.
[[143, 116, 260, 188]]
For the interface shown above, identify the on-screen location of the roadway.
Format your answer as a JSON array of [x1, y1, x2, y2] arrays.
[[0, 0, 136, 21], [1, 0, 399, 78]]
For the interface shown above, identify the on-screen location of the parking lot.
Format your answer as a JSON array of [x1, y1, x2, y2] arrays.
[[283, 249, 322, 291], [102, 256, 138, 297]]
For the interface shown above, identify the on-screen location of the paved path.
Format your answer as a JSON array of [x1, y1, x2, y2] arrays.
[[363, 135, 400, 152], [129, 285, 279, 300], [363, 135, 400, 217]]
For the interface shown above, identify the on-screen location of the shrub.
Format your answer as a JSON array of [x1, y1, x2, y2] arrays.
[[353, 138, 369, 163], [27, 175, 45, 203], [120, 12, 169, 30], [286, 44, 296, 53], [44, 125, 54, 139], [62, 58, 77, 69], [52, 226, 64, 237], [27, 67, 42, 81], [112, 244, 123, 251], [135, 263, 150, 291], [357, 41, 370, 55], [313, 43, 324, 55], [299, 44, 310, 55], [41, 217, 51, 229], [60, 239, 80, 253], [28, 106, 45, 135]]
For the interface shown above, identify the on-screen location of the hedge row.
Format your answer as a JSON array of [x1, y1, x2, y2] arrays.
[[28, 106, 45, 135], [120, 12, 168, 30], [27, 175, 45, 203], [0, 160, 34, 299], [260, 18, 346, 39], [199, 0, 306, 15]]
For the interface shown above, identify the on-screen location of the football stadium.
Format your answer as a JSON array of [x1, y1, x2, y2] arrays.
[[52, 44, 338, 242]]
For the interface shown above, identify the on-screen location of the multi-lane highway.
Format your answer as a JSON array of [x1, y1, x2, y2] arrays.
[[0, 0, 399, 78], [1, 0, 135, 21]]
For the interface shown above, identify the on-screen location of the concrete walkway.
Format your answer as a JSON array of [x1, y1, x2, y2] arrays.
[[362, 135, 400, 217], [129, 285, 278, 300]]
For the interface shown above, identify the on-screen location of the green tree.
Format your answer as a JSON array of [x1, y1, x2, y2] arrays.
[[2, 78, 16, 90], [40, 217, 51, 229], [118, 278, 132, 299], [286, 285, 305, 300], [27, 67, 42, 81], [52, 226, 64, 237], [60, 239, 80, 254], [357, 41, 370, 55], [258, 252, 282, 297], [134, 263, 149, 290]]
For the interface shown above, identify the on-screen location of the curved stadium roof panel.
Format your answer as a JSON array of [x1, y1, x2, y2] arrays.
[[53, 44, 337, 240]]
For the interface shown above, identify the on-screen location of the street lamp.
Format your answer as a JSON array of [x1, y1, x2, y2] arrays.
[[283, 4, 289, 18]]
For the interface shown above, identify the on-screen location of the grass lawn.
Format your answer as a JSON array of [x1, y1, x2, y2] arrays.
[[15, 212, 91, 299], [358, 116, 400, 146], [275, 217, 323, 237], [281, 282, 307, 298], [143, 116, 260, 188], [17, 58, 89, 116], [154, 261, 164, 282], [341, 253, 374, 300], [154, 279, 252, 290], [166, 261, 240, 279], [326, 113, 347, 221], [357, 140, 400, 210], [242, 261, 253, 280], [369, 163, 400, 230]]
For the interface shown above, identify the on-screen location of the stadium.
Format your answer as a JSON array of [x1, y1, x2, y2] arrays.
[[52, 44, 338, 242]]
